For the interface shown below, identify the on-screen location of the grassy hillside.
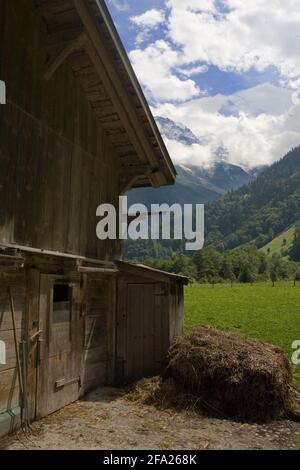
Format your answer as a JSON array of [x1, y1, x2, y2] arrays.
[[260, 225, 295, 257], [185, 283, 300, 387]]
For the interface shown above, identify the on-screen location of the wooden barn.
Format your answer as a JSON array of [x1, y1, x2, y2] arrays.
[[0, 0, 188, 436]]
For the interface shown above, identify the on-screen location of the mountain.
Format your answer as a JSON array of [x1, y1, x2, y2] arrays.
[[128, 117, 256, 207], [155, 116, 202, 146], [128, 162, 254, 207], [177, 162, 254, 194], [205, 146, 300, 250]]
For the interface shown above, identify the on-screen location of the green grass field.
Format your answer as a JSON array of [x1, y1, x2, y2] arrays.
[[185, 282, 300, 386], [260, 225, 295, 257]]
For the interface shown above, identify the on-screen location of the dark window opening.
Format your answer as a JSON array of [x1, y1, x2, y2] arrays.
[[53, 284, 70, 303], [53, 283, 72, 324]]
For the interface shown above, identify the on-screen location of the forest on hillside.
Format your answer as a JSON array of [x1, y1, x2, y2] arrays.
[[205, 146, 300, 250]]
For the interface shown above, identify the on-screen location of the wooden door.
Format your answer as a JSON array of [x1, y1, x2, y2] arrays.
[[124, 283, 169, 382], [36, 275, 83, 419]]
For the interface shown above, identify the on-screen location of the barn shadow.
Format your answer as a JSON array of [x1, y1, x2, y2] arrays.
[[81, 386, 127, 404]]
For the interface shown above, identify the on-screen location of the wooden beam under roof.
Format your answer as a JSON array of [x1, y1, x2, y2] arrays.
[[72, 0, 167, 188], [44, 32, 87, 80], [38, 0, 176, 189]]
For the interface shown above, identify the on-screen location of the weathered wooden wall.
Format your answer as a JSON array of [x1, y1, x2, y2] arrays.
[[0, 271, 26, 435], [0, 0, 120, 259], [169, 283, 184, 341]]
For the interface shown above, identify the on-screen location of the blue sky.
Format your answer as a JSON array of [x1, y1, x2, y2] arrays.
[[106, 0, 300, 169]]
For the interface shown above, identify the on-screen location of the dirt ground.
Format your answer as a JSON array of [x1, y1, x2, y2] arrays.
[[1, 387, 300, 451]]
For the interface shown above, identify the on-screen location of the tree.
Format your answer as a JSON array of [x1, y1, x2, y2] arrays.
[[290, 223, 300, 262], [221, 255, 235, 283], [193, 248, 222, 283], [270, 269, 277, 287], [293, 264, 300, 286], [239, 263, 256, 284]]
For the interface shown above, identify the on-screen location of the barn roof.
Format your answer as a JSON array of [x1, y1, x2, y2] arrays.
[[115, 261, 190, 285], [0, 245, 189, 284], [38, 0, 176, 190]]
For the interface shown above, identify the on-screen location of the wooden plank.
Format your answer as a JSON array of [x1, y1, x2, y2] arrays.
[[44, 33, 87, 80], [84, 316, 107, 350], [26, 269, 40, 422], [0, 368, 20, 414], [107, 277, 117, 384], [0, 329, 22, 373], [36, 275, 51, 419], [142, 284, 156, 376], [0, 300, 25, 332], [115, 279, 126, 384]]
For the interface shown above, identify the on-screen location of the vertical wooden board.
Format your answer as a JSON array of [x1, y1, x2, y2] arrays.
[[174, 283, 184, 337], [0, 368, 20, 414], [35, 132, 54, 250], [162, 291, 171, 366], [36, 275, 51, 419], [26, 269, 40, 421], [168, 285, 176, 342], [107, 277, 117, 384], [0, 329, 22, 373], [142, 284, 155, 377], [0, 1, 7, 70], [52, 138, 72, 252], [125, 284, 138, 380], [155, 283, 170, 369], [153, 295, 163, 373], [67, 145, 82, 254], [134, 284, 143, 380], [0, 297, 25, 332], [71, 283, 84, 382], [78, 150, 90, 256], [13, 110, 38, 246], [13, 109, 27, 244], [115, 279, 126, 384], [0, 104, 17, 244], [86, 154, 98, 258]]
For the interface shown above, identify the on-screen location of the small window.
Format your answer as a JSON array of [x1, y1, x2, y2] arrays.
[[53, 283, 72, 324]]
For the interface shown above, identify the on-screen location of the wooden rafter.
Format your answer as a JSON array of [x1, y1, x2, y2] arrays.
[[44, 32, 87, 80]]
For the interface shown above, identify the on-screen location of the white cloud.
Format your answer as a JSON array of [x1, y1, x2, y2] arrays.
[[130, 9, 166, 46], [108, 0, 130, 12], [128, 1, 300, 168], [129, 40, 201, 102], [153, 84, 300, 169], [166, 0, 217, 13], [178, 64, 209, 77], [167, 0, 300, 87], [131, 9, 165, 28]]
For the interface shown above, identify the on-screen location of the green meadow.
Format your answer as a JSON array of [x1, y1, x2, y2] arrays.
[[185, 282, 300, 386]]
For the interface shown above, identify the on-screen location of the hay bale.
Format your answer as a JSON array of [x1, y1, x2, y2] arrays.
[[162, 326, 299, 422]]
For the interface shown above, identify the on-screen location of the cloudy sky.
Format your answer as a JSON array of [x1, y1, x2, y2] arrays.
[[106, 0, 300, 169]]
